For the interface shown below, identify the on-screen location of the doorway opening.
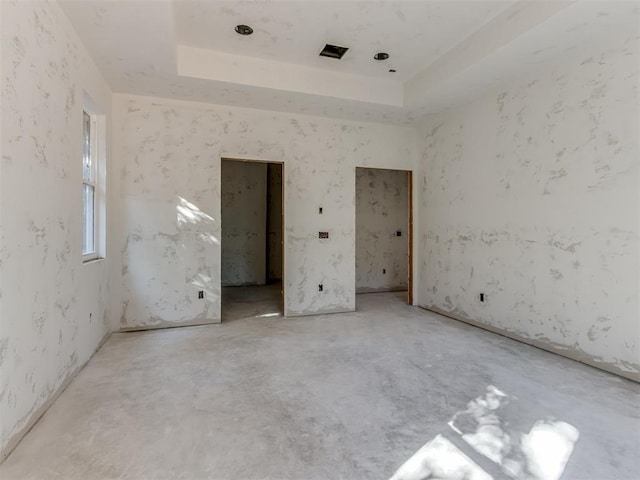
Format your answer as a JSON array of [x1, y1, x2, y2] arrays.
[[355, 167, 413, 306], [221, 159, 284, 321]]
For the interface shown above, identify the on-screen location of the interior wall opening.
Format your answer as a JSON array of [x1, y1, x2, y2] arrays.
[[355, 167, 412, 306], [221, 159, 284, 321]]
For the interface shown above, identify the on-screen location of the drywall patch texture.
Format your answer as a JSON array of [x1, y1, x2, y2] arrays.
[[113, 94, 415, 324], [114, 100, 221, 329], [221, 161, 267, 286], [356, 168, 409, 293], [416, 32, 640, 379], [0, 0, 112, 457]]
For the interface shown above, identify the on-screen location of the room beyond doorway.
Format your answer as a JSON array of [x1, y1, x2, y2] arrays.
[[355, 167, 412, 306], [221, 159, 284, 321], [221, 283, 282, 322]]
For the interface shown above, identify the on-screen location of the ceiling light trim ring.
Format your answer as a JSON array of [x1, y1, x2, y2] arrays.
[[235, 24, 253, 35]]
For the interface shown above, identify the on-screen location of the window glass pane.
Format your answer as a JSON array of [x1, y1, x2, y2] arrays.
[[83, 111, 91, 182], [83, 183, 95, 255]]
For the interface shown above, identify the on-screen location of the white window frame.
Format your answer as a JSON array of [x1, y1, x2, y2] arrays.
[[82, 111, 98, 261], [82, 93, 106, 264]]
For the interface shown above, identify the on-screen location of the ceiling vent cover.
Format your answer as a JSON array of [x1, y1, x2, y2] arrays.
[[319, 44, 349, 60]]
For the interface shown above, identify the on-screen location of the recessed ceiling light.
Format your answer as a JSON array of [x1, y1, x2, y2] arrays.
[[235, 24, 253, 35], [374, 52, 389, 61], [319, 44, 349, 60]]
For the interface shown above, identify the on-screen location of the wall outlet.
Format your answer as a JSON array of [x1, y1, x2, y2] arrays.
[[198, 290, 204, 299], [396, 230, 402, 237], [318, 284, 323, 292], [479, 293, 486, 302], [383, 268, 386, 274], [319, 207, 323, 214]]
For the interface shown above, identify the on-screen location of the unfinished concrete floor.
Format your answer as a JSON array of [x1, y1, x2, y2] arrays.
[[222, 282, 283, 322], [1, 292, 639, 479]]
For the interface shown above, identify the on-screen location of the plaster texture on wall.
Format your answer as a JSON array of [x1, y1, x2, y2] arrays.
[[113, 99, 221, 330], [356, 168, 409, 293], [113, 94, 415, 325], [221, 160, 267, 287], [0, 0, 112, 457], [267, 163, 283, 281], [416, 32, 640, 379]]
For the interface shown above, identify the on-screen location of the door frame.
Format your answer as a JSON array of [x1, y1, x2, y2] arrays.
[[221, 157, 286, 315], [355, 166, 414, 305], [407, 170, 413, 305]]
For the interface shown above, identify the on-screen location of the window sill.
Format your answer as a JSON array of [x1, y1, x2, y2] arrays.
[[82, 256, 105, 265]]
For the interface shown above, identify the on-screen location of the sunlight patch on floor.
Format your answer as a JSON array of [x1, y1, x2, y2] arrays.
[[391, 385, 579, 480], [390, 435, 491, 480]]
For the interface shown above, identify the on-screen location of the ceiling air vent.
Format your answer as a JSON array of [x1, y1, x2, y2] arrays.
[[319, 44, 349, 60]]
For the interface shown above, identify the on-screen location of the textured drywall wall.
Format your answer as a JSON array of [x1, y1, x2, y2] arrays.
[[113, 94, 415, 325], [113, 99, 221, 330], [356, 168, 409, 293], [416, 31, 640, 380], [221, 161, 267, 286], [267, 163, 283, 281], [0, 0, 112, 457]]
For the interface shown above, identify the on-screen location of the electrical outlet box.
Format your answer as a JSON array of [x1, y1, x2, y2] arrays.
[[479, 293, 486, 302], [318, 284, 323, 292], [198, 291, 204, 299], [396, 230, 402, 237], [318, 207, 323, 214], [383, 269, 386, 274], [319, 231, 329, 239]]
